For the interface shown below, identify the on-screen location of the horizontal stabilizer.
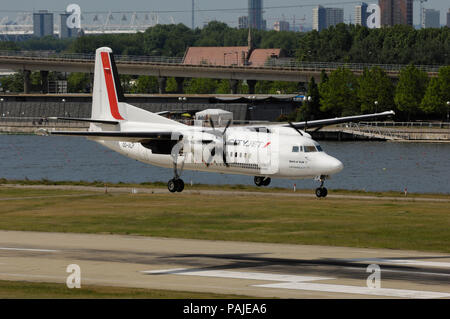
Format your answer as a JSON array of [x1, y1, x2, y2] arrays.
[[47, 117, 119, 125], [48, 130, 180, 143]]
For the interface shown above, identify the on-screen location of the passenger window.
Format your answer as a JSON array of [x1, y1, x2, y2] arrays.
[[292, 146, 299, 152]]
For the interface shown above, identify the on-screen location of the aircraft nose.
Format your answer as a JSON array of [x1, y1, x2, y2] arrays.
[[328, 157, 344, 174]]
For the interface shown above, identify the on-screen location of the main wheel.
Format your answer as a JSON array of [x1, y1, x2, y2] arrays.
[[262, 177, 271, 186], [168, 179, 177, 193], [254, 176, 264, 187], [175, 179, 185, 192]]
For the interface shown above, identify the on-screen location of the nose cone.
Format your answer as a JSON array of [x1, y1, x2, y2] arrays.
[[328, 157, 344, 175]]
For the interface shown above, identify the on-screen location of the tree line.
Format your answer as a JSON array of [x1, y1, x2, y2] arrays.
[[1, 22, 448, 64]]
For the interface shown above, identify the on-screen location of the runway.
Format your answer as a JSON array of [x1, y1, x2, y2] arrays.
[[0, 230, 449, 298]]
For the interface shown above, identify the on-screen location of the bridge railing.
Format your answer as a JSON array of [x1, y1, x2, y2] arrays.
[[0, 50, 443, 73]]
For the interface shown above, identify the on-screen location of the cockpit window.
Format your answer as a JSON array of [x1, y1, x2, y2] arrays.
[[292, 146, 299, 152], [304, 145, 317, 152], [316, 145, 323, 152]]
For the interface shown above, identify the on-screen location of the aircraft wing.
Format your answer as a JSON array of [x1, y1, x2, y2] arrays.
[[282, 111, 395, 130], [37, 129, 181, 143]]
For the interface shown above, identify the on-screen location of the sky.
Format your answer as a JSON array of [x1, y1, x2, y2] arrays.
[[0, 0, 449, 28]]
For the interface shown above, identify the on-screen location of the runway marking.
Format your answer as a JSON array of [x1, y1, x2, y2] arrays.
[[143, 268, 332, 283], [0, 247, 59, 253], [343, 267, 450, 277], [254, 282, 450, 299], [346, 258, 450, 269], [143, 268, 450, 299]]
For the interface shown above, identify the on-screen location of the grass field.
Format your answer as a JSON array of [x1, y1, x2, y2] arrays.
[[0, 185, 449, 253], [0, 280, 251, 299]]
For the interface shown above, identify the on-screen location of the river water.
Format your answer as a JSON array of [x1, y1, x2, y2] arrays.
[[1, 135, 449, 194]]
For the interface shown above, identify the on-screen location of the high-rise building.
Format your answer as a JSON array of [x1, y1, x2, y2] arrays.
[[238, 16, 248, 29], [33, 10, 54, 37], [355, 2, 369, 26], [447, 9, 450, 27], [326, 8, 344, 27], [313, 6, 343, 31], [60, 13, 79, 39], [274, 20, 290, 32], [379, 0, 413, 26], [313, 6, 327, 31], [422, 9, 440, 28], [248, 0, 264, 30]]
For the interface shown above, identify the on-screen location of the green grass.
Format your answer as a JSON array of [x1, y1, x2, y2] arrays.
[[0, 280, 251, 299], [1, 177, 449, 199], [0, 186, 449, 252]]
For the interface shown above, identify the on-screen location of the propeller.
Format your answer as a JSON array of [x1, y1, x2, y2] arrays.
[[205, 118, 232, 167], [288, 121, 304, 136]]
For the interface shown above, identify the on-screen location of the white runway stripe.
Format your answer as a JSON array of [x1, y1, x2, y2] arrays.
[[143, 268, 450, 299], [346, 258, 450, 269]]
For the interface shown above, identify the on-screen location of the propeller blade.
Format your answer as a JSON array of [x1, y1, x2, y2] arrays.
[[288, 121, 304, 136]]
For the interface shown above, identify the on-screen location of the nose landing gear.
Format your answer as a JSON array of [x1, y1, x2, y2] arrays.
[[315, 177, 328, 198], [168, 178, 185, 193]]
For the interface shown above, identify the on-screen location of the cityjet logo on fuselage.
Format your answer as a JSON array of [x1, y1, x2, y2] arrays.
[[66, 4, 81, 29]]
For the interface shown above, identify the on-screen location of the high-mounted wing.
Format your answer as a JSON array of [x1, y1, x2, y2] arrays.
[[284, 111, 395, 130]]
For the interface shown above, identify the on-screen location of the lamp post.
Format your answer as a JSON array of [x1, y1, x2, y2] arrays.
[[374, 100, 378, 113], [447, 101, 449, 123], [0, 98, 4, 118]]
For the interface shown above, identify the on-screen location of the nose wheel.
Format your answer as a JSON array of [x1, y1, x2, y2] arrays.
[[315, 187, 328, 198], [315, 177, 328, 198], [168, 178, 184, 193]]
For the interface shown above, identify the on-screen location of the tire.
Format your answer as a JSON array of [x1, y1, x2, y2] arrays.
[[315, 187, 323, 198], [175, 179, 185, 192], [321, 187, 328, 197], [254, 176, 264, 187], [168, 179, 177, 193], [262, 177, 271, 186]]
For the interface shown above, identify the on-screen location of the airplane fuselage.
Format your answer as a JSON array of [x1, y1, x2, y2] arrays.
[[93, 124, 344, 180]]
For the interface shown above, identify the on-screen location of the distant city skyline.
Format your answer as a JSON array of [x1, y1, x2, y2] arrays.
[[0, 0, 449, 28]]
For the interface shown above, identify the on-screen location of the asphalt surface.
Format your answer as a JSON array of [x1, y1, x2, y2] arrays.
[[0, 230, 449, 299]]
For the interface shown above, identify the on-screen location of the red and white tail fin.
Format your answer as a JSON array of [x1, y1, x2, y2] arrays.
[[91, 47, 184, 127], [92, 47, 125, 121]]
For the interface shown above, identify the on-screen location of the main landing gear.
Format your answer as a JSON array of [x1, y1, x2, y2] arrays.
[[254, 176, 271, 187], [315, 177, 328, 198]]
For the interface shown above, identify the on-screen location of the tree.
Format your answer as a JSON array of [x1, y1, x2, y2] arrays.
[[185, 78, 218, 94], [394, 65, 429, 120], [67, 73, 92, 93], [357, 67, 395, 114], [130, 76, 159, 94], [319, 68, 360, 117], [420, 77, 444, 117], [296, 77, 322, 121]]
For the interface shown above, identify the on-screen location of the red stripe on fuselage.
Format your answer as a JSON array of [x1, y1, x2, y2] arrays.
[[101, 52, 124, 120]]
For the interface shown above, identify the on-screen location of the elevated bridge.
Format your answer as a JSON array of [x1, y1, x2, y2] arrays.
[[0, 50, 441, 94]]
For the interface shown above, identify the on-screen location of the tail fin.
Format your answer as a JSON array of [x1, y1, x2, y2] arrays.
[[92, 47, 125, 121], [91, 47, 184, 127]]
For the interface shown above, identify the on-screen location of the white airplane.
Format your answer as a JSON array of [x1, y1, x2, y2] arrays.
[[42, 47, 395, 197]]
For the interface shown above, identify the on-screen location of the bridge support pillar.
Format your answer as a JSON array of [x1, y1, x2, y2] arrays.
[[23, 70, 31, 94], [247, 80, 257, 94], [158, 77, 167, 94], [175, 77, 184, 94], [40, 71, 49, 94], [229, 79, 239, 94]]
